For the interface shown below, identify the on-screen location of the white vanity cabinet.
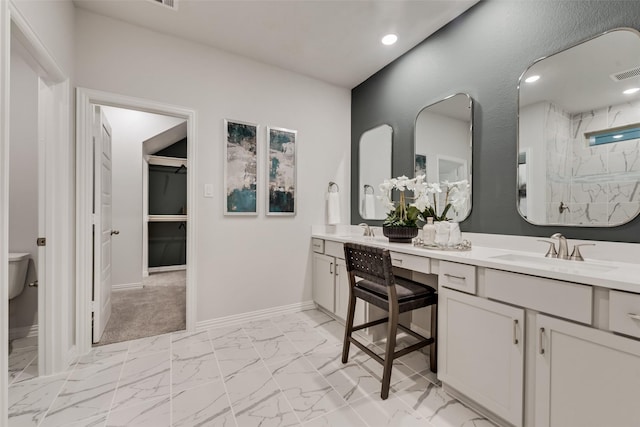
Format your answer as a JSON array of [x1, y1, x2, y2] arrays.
[[535, 313, 640, 427], [439, 265, 525, 427], [312, 239, 364, 323], [312, 252, 336, 312]]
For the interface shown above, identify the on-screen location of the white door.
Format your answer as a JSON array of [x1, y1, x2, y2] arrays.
[[438, 288, 525, 427], [535, 314, 640, 427], [92, 106, 113, 343]]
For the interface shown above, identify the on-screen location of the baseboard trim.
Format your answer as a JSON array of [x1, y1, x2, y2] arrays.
[[9, 324, 38, 340], [196, 300, 317, 331], [112, 282, 143, 291], [148, 265, 186, 273]]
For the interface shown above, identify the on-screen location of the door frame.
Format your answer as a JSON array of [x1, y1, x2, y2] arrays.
[[76, 88, 198, 355], [1, 0, 71, 420]]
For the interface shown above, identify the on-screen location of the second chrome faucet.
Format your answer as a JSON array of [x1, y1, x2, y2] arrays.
[[538, 233, 594, 261]]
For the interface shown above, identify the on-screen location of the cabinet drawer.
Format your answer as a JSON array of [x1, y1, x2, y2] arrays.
[[389, 251, 430, 275], [325, 240, 344, 259], [486, 269, 592, 324], [311, 238, 325, 254], [610, 290, 640, 339], [439, 261, 476, 294]]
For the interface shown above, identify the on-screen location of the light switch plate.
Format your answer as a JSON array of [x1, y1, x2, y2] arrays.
[[204, 184, 214, 198]]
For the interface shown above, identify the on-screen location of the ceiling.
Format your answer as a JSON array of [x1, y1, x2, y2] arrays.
[[73, 0, 479, 88]]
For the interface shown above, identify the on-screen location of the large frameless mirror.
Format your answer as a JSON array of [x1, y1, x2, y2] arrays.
[[359, 124, 392, 220], [414, 93, 473, 221], [518, 28, 640, 226]]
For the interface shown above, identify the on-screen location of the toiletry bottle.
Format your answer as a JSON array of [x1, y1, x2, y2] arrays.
[[423, 217, 436, 245]]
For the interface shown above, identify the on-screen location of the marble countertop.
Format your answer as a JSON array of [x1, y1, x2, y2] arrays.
[[312, 228, 640, 293]]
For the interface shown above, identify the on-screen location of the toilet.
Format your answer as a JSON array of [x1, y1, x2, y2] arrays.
[[8, 253, 30, 299]]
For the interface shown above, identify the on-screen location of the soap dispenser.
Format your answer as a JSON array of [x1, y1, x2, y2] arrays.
[[422, 217, 436, 245]]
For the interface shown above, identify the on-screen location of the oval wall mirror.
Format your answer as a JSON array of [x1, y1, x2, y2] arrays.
[[414, 93, 473, 222], [518, 28, 640, 226], [359, 124, 393, 220]]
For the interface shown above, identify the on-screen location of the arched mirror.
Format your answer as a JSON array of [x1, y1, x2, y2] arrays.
[[414, 93, 473, 221], [359, 124, 392, 220], [518, 28, 640, 226]]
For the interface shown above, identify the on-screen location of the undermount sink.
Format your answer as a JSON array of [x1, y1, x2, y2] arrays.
[[490, 253, 617, 273]]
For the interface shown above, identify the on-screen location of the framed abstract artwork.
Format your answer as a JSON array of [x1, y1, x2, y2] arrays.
[[224, 119, 258, 215], [266, 126, 297, 216]]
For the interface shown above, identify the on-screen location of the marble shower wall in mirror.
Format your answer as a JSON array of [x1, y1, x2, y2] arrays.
[[415, 93, 473, 221], [359, 124, 392, 220], [518, 28, 640, 226]]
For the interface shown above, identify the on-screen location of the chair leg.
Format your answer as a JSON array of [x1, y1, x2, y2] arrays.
[[342, 292, 357, 364], [380, 305, 398, 400], [430, 302, 437, 373]]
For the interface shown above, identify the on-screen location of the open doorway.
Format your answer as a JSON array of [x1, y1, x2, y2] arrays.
[[92, 105, 188, 346], [75, 88, 197, 356]]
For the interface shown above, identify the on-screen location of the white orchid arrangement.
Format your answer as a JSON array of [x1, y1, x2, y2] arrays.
[[412, 176, 470, 222], [379, 175, 470, 225], [378, 175, 421, 227]]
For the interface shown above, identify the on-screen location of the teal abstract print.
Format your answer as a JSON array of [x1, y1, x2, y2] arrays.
[[267, 127, 296, 215], [225, 120, 258, 215]]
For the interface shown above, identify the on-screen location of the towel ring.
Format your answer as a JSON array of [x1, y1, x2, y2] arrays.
[[364, 184, 375, 195], [328, 181, 340, 193]]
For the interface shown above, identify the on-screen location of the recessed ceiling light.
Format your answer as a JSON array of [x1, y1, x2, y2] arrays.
[[613, 134, 624, 139], [525, 75, 540, 83], [623, 87, 640, 95], [381, 34, 398, 46]]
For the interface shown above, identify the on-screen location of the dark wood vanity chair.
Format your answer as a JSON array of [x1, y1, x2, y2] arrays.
[[342, 243, 437, 400]]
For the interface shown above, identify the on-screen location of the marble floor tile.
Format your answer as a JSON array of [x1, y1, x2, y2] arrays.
[[8, 348, 37, 385], [214, 339, 264, 381], [171, 339, 221, 393], [7, 309, 496, 427], [8, 372, 68, 427], [128, 333, 171, 358], [225, 365, 299, 427], [65, 414, 108, 427], [171, 329, 211, 349], [105, 397, 171, 427], [40, 360, 123, 427], [393, 373, 494, 427], [350, 392, 432, 427], [111, 351, 171, 411], [75, 341, 129, 372], [247, 326, 301, 366], [172, 381, 235, 427], [302, 405, 367, 427], [269, 356, 347, 422]]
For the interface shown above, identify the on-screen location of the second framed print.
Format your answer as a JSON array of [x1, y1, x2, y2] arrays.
[[224, 119, 258, 215], [267, 126, 297, 216]]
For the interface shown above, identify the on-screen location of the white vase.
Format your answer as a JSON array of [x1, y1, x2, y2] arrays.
[[448, 222, 462, 246], [422, 217, 436, 245], [434, 221, 450, 246]]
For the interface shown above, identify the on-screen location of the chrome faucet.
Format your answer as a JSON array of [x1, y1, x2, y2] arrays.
[[358, 223, 375, 237], [551, 233, 569, 259]]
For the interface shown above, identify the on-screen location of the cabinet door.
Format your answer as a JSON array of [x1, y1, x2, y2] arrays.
[[312, 253, 335, 311], [334, 258, 365, 324], [439, 288, 524, 427], [535, 314, 640, 427]]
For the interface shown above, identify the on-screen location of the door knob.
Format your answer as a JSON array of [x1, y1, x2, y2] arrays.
[[111, 230, 120, 235]]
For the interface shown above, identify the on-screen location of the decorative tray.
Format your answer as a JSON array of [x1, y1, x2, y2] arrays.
[[412, 239, 472, 251]]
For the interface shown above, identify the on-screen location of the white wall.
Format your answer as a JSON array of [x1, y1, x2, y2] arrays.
[[75, 10, 351, 321], [101, 106, 185, 288], [8, 44, 38, 331]]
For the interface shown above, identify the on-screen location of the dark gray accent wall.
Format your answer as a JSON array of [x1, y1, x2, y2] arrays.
[[351, 0, 640, 243]]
